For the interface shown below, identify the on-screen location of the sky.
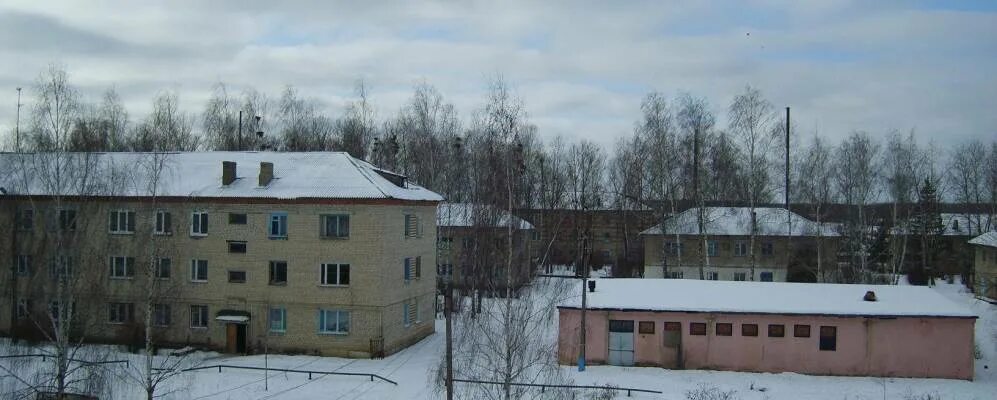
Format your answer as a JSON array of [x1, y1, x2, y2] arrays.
[[0, 0, 995, 150]]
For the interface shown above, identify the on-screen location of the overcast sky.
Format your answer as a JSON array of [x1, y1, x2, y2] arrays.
[[1, 0, 994, 150]]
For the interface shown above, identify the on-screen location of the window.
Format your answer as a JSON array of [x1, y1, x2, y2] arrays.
[[228, 241, 247, 254], [320, 263, 350, 286], [794, 324, 811, 338], [16, 299, 30, 319], [716, 323, 733, 336], [707, 240, 719, 257], [109, 256, 135, 279], [768, 324, 785, 337], [638, 321, 655, 334], [318, 309, 349, 334], [190, 259, 208, 282], [690, 322, 707, 336], [16, 255, 31, 276], [153, 304, 171, 326], [438, 264, 454, 278], [733, 272, 747, 281], [228, 270, 247, 283], [664, 322, 681, 332], [108, 303, 134, 324], [191, 211, 208, 236], [666, 271, 684, 279], [269, 261, 287, 285], [154, 210, 172, 234], [49, 301, 74, 325], [269, 307, 287, 333], [403, 301, 417, 327], [50, 256, 74, 280], [439, 237, 453, 250], [734, 241, 748, 256], [761, 242, 774, 256], [742, 323, 758, 337], [109, 210, 136, 234], [760, 271, 774, 282], [156, 258, 171, 279], [706, 271, 719, 280], [269, 212, 288, 238], [190, 305, 208, 328], [404, 257, 422, 281], [531, 230, 541, 241], [17, 208, 34, 231], [666, 242, 683, 257], [404, 214, 420, 238], [321, 214, 350, 238], [59, 209, 77, 231], [228, 213, 247, 225], [819, 326, 837, 351]]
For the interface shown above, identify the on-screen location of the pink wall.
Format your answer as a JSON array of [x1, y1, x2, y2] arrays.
[[558, 308, 975, 380]]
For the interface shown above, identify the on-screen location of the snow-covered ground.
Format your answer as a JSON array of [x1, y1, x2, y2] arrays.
[[3, 279, 994, 399]]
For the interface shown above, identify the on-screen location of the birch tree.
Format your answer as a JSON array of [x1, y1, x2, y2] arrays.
[[677, 93, 715, 280], [129, 91, 199, 151], [948, 140, 990, 235], [834, 132, 880, 283], [796, 135, 835, 282]]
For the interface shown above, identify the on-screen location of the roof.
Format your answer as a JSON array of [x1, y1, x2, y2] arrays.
[[639, 207, 838, 237], [940, 213, 994, 236], [969, 231, 997, 248], [558, 279, 975, 318], [437, 203, 534, 229], [0, 152, 443, 202]]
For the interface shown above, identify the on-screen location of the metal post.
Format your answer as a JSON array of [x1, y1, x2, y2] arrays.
[[785, 107, 791, 273], [238, 110, 243, 151], [15, 87, 22, 152], [445, 286, 454, 400], [578, 236, 587, 371]]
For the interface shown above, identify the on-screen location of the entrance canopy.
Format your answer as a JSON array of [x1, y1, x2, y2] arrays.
[[215, 309, 251, 323]]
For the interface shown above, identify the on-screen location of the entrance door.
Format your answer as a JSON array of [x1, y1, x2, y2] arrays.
[[608, 320, 635, 366], [225, 324, 247, 353], [661, 321, 682, 369]]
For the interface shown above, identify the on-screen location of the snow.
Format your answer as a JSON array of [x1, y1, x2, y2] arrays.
[[940, 213, 995, 237], [215, 316, 250, 323], [437, 203, 534, 229], [0, 152, 443, 201], [558, 279, 976, 318], [640, 207, 839, 237], [969, 231, 997, 248], [2, 281, 994, 399]]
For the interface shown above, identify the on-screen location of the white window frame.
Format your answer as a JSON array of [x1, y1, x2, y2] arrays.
[[154, 210, 172, 235], [190, 211, 209, 236], [318, 309, 349, 335], [189, 305, 208, 329], [269, 212, 288, 239], [707, 240, 719, 257], [320, 263, 350, 286], [109, 256, 135, 279], [321, 214, 350, 239], [734, 241, 748, 257], [707, 271, 719, 280], [109, 209, 136, 234], [269, 307, 287, 333], [190, 259, 208, 282], [108, 302, 134, 324]]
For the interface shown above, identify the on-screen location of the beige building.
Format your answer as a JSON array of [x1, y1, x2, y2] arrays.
[[641, 207, 839, 282], [436, 203, 534, 293], [969, 231, 997, 299], [0, 152, 441, 358]]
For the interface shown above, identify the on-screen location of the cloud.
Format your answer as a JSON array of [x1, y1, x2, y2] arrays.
[[0, 0, 993, 151]]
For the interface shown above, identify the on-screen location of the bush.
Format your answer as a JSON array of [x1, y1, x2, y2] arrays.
[[685, 384, 739, 400]]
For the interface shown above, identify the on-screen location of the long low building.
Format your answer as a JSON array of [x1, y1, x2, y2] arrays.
[[0, 151, 442, 358], [557, 279, 976, 380]]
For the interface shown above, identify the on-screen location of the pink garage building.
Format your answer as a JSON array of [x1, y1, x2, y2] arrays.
[[557, 279, 977, 380]]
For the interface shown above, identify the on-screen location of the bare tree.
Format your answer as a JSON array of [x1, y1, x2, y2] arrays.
[[26, 64, 81, 152], [796, 135, 835, 282], [608, 133, 645, 276], [129, 91, 199, 151], [948, 140, 990, 235], [881, 131, 924, 283], [336, 80, 377, 159], [637, 92, 683, 278], [201, 82, 240, 151], [677, 93, 715, 280], [834, 132, 881, 283], [276, 85, 334, 151]]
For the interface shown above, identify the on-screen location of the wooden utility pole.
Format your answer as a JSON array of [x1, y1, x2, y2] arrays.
[[785, 107, 792, 274]]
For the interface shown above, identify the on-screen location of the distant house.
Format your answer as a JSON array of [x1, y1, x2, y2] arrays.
[[640, 207, 839, 281], [557, 279, 976, 380], [969, 231, 997, 298], [436, 203, 535, 293]]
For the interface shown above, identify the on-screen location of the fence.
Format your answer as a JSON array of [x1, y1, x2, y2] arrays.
[[452, 378, 661, 397], [158, 364, 398, 385]]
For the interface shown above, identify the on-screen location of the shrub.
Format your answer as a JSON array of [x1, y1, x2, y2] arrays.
[[685, 383, 739, 400]]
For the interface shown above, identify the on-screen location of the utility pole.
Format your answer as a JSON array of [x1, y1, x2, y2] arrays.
[[785, 107, 792, 274], [238, 110, 243, 151], [15, 87, 23, 152], [578, 234, 589, 371], [445, 286, 454, 400]]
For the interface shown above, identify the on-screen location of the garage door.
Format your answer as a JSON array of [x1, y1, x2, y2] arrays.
[[608, 320, 635, 366]]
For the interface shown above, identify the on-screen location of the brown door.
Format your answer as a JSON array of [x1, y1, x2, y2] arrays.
[[226, 324, 238, 353], [661, 321, 682, 369]]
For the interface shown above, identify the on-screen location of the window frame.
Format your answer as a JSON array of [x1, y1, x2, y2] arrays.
[[715, 322, 733, 336], [404, 214, 420, 238], [107, 302, 134, 324], [16, 298, 30, 319], [109, 256, 135, 279], [189, 305, 209, 329], [638, 321, 655, 334], [734, 241, 748, 257], [190, 259, 208, 283], [689, 322, 707, 336], [318, 309, 350, 335], [269, 307, 287, 333], [154, 210, 172, 235], [819, 326, 837, 351], [733, 272, 747, 281], [269, 261, 288, 285], [768, 324, 786, 338], [707, 240, 719, 257], [190, 211, 209, 236], [706, 271, 719, 280], [227, 270, 247, 283], [320, 263, 350, 286], [153, 304, 172, 327], [58, 208, 78, 232], [228, 213, 248, 225], [227, 241, 247, 254], [761, 241, 774, 256], [16, 254, 31, 276], [17, 208, 34, 231], [321, 214, 350, 239], [108, 209, 136, 234], [794, 324, 811, 338], [742, 323, 759, 337], [760, 271, 774, 282], [155, 258, 172, 279], [269, 212, 288, 239]]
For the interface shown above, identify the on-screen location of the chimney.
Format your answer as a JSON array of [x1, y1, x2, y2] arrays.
[[259, 162, 274, 187], [863, 291, 877, 302], [588, 280, 596, 293], [222, 161, 236, 186]]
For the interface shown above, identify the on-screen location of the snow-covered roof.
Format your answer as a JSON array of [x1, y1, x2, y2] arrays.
[[969, 232, 997, 248], [437, 203, 534, 229], [0, 152, 443, 202], [639, 207, 837, 237], [940, 213, 995, 236], [559, 279, 975, 318]]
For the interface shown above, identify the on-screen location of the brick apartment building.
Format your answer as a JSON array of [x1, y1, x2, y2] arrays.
[[0, 152, 441, 358], [436, 203, 535, 294]]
